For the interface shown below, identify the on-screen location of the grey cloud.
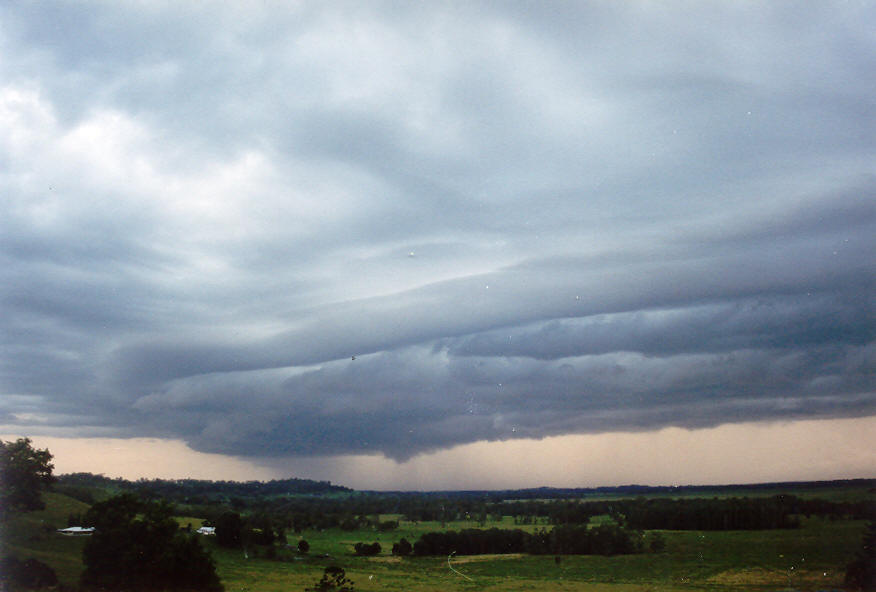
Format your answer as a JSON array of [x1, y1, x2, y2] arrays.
[[1, 2, 874, 463], [125, 340, 875, 461], [446, 295, 874, 360]]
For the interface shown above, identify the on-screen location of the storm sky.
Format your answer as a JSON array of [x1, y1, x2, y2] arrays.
[[1, 2, 874, 489]]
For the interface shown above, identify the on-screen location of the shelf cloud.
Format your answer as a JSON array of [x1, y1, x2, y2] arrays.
[[1, 2, 874, 469]]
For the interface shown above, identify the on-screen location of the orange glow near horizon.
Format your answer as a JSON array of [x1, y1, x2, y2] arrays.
[[4, 415, 875, 490]]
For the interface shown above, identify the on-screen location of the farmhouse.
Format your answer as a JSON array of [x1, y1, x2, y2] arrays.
[[57, 526, 95, 536], [196, 526, 216, 535]]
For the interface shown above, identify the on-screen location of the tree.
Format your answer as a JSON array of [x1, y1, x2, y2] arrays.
[[0, 438, 55, 518], [246, 513, 276, 546], [215, 511, 244, 548], [305, 566, 355, 592], [80, 494, 222, 592], [391, 538, 412, 556], [298, 539, 310, 554]]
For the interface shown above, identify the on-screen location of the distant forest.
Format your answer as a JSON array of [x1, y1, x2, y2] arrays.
[[56, 472, 351, 505], [55, 474, 874, 534]]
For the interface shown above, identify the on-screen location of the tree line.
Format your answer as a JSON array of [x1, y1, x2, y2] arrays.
[[55, 472, 873, 531], [407, 524, 642, 556], [56, 472, 349, 504]]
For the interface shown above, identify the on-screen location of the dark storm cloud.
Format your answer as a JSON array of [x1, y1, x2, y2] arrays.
[[1, 2, 874, 461]]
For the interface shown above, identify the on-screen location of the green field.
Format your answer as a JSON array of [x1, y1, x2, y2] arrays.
[[2, 491, 870, 591], [204, 515, 865, 592], [0, 491, 91, 585]]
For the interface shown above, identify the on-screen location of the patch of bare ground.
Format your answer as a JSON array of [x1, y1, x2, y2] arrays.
[[369, 556, 402, 563], [479, 582, 664, 592], [707, 567, 842, 589], [449, 553, 525, 563]]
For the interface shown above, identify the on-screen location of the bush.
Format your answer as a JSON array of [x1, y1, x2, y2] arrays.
[[298, 539, 310, 554]]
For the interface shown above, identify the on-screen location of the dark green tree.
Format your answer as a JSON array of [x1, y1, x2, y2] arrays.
[[391, 538, 412, 556], [246, 513, 276, 545], [80, 494, 222, 592], [305, 566, 355, 591], [298, 539, 310, 554], [0, 438, 55, 518], [215, 511, 244, 548]]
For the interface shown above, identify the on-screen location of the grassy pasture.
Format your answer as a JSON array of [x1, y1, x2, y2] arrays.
[[0, 492, 91, 585], [175, 515, 207, 530], [2, 490, 870, 591], [207, 515, 866, 592]]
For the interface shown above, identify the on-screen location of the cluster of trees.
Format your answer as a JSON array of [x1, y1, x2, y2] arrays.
[[0, 439, 62, 589], [80, 494, 223, 591], [213, 511, 286, 548], [620, 497, 800, 530], [491, 495, 870, 530], [2, 439, 224, 591], [774, 495, 874, 521], [56, 471, 871, 537], [263, 508, 396, 534], [408, 524, 641, 557]]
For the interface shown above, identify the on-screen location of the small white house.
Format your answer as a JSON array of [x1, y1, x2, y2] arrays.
[[57, 526, 95, 536], [196, 526, 216, 535]]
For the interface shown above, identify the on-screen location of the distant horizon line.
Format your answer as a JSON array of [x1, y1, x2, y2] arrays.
[[55, 471, 875, 494]]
